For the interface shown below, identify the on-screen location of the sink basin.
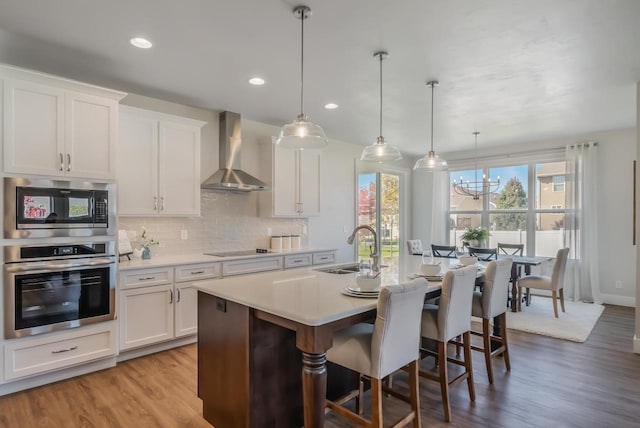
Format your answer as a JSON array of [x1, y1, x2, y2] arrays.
[[315, 263, 360, 274]]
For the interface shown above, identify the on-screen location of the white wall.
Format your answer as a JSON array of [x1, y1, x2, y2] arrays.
[[411, 128, 637, 307]]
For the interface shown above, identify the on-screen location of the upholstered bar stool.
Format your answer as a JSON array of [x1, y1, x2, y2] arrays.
[[470, 258, 513, 384], [420, 266, 477, 422], [326, 280, 428, 428]]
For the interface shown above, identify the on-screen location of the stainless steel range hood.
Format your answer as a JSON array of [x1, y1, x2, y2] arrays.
[[201, 111, 270, 191]]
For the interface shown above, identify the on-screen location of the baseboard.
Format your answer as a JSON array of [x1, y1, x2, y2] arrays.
[[530, 291, 636, 308], [634, 335, 640, 354], [598, 293, 636, 307], [117, 335, 197, 362]]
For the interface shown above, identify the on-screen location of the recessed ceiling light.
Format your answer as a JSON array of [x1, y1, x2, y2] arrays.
[[130, 37, 153, 49], [324, 103, 339, 110], [249, 77, 265, 86]]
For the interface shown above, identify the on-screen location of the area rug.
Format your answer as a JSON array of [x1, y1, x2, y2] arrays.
[[504, 297, 605, 342]]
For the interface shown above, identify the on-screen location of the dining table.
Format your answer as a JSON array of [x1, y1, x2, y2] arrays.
[[193, 255, 479, 428]]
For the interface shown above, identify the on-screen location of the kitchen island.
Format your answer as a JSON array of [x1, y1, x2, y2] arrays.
[[194, 256, 446, 428]]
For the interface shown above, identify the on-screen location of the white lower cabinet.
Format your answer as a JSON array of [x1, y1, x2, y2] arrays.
[[118, 263, 221, 352], [313, 251, 336, 265], [284, 253, 313, 269], [3, 322, 116, 381]]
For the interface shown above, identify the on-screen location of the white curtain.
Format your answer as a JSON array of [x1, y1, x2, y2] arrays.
[[564, 143, 600, 303], [431, 170, 449, 247]]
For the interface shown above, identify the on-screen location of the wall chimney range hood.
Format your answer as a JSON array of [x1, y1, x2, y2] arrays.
[[201, 111, 270, 191]]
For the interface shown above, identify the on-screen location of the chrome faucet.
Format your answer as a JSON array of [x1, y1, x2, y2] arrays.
[[346, 225, 379, 272]]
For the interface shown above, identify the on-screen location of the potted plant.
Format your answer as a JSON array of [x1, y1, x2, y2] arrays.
[[460, 226, 489, 247]]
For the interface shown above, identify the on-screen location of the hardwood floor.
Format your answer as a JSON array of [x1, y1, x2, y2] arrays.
[[1, 305, 638, 428]]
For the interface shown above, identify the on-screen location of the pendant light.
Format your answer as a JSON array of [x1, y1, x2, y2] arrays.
[[452, 132, 501, 199], [360, 51, 402, 162], [275, 5, 328, 150], [413, 80, 448, 170]]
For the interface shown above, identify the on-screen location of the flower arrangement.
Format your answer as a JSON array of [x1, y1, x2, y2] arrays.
[[138, 227, 159, 249], [460, 226, 489, 243]]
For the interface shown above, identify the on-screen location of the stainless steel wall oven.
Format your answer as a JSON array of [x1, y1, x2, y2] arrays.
[[4, 241, 117, 338], [3, 177, 116, 239]]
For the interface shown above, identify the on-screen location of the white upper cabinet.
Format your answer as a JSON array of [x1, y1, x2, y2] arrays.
[[118, 106, 205, 217], [1, 65, 125, 179], [259, 142, 321, 217]]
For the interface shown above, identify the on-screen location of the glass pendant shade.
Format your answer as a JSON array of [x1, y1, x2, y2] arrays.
[[414, 80, 447, 170], [275, 6, 328, 150], [277, 114, 328, 149], [413, 150, 448, 170], [361, 137, 403, 162], [360, 51, 402, 163]]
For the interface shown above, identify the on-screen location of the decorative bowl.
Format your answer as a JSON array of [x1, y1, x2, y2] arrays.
[[355, 273, 382, 291], [458, 255, 477, 266], [420, 263, 441, 276]]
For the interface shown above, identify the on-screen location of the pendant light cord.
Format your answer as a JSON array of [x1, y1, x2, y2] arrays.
[[300, 12, 305, 117], [379, 53, 383, 138], [430, 83, 434, 152]]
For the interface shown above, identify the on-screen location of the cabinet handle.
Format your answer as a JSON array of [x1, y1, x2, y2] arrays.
[[176, 288, 181, 302], [138, 276, 156, 281], [169, 289, 173, 304], [67, 153, 71, 172], [190, 270, 205, 275], [299, 202, 304, 213], [52, 345, 77, 354], [320, 256, 329, 260], [160, 196, 165, 211], [153, 196, 158, 210], [293, 259, 302, 263], [59, 153, 64, 171]]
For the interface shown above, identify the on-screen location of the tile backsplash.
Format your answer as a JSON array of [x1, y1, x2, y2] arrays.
[[118, 191, 308, 256]]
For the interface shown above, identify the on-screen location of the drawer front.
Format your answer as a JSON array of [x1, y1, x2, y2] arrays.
[[120, 267, 173, 290], [313, 251, 336, 265], [222, 256, 283, 277], [284, 253, 312, 269], [175, 263, 221, 283], [4, 323, 116, 380]]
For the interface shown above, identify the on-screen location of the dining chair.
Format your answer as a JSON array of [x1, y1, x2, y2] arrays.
[[470, 258, 513, 384], [497, 242, 527, 304], [468, 246, 498, 261], [406, 239, 424, 255], [431, 244, 457, 258], [419, 265, 477, 422], [326, 280, 428, 428], [517, 247, 570, 317]]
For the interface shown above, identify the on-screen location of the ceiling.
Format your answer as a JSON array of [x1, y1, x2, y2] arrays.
[[1, 0, 639, 157]]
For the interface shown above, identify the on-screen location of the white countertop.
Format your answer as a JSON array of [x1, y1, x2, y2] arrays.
[[118, 247, 337, 271], [193, 256, 467, 326]]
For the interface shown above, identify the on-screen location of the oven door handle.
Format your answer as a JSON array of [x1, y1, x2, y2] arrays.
[[6, 257, 116, 273]]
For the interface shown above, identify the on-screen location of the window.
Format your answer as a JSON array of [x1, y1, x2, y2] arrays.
[[448, 158, 567, 257], [552, 175, 565, 192], [357, 172, 401, 266]]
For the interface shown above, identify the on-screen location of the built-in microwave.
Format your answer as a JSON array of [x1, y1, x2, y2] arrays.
[[3, 177, 116, 238]]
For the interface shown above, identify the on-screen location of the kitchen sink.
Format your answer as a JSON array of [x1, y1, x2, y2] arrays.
[[314, 263, 361, 274]]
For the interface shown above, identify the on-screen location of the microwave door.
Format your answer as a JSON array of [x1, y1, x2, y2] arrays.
[[17, 187, 94, 226]]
